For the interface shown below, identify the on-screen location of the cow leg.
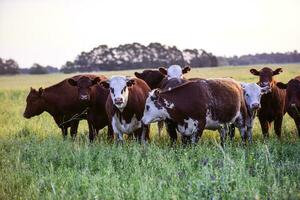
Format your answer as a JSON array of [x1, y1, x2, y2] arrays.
[[259, 116, 270, 138], [140, 124, 150, 144], [61, 126, 68, 139], [228, 124, 235, 141], [218, 126, 228, 147], [157, 121, 164, 137], [274, 116, 283, 139], [115, 132, 124, 144], [88, 121, 96, 142], [70, 120, 79, 139], [295, 119, 300, 137], [165, 119, 177, 144], [107, 125, 114, 141]]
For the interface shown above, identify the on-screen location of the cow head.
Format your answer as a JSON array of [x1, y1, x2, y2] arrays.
[[241, 83, 271, 111], [142, 89, 170, 125], [159, 65, 191, 80], [250, 67, 283, 88], [23, 87, 45, 118], [277, 78, 300, 111], [100, 76, 135, 111], [134, 70, 165, 89], [68, 76, 101, 102]]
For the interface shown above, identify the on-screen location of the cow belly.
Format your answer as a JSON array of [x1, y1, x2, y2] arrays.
[[112, 114, 142, 134], [177, 118, 199, 136], [205, 110, 240, 130]]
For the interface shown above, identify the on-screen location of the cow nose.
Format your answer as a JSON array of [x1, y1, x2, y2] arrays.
[[251, 103, 260, 110], [291, 103, 296, 108], [260, 82, 269, 87], [80, 95, 89, 100], [114, 98, 124, 105]]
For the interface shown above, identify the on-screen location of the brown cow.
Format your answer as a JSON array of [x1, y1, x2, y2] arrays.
[[142, 78, 247, 146], [23, 74, 98, 138], [100, 76, 150, 143], [277, 76, 300, 137], [250, 67, 286, 138], [68, 75, 113, 142]]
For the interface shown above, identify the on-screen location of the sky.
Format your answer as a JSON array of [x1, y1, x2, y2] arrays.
[[0, 0, 300, 68]]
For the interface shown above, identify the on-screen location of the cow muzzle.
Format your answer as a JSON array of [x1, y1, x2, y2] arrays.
[[79, 95, 90, 101], [114, 98, 124, 105], [251, 103, 260, 110]]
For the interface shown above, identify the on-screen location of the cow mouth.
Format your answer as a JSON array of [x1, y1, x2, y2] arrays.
[[23, 113, 31, 119]]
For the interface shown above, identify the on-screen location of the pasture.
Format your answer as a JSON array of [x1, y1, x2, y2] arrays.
[[0, 64, 300, 199]]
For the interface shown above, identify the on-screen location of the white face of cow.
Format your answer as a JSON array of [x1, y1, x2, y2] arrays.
[[241, 83, 270, 111], [108, 76, 132, 111], [142, 90, 170, 125], [167, 65, 183, 80]]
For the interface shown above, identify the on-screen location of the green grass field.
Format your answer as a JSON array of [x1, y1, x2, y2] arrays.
[[0, 64, 299, 199]]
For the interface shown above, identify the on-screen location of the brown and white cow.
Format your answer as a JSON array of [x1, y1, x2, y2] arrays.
[[277, 76, 300, 137], [68, 75, 113, 142], [135, 65, 191, 142], [23, 74, 98, 138], [250, 67, 286, 138], [229, 82, 271, 142], [100, 76, 150, 143], [142, 78, 247, 146]]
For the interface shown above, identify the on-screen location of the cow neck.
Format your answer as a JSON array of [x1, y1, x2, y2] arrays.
[[158, 94, 185, 124], [40, 88, 61, 116], [112, 90, 137, 123]]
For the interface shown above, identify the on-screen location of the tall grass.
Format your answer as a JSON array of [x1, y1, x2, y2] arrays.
[[0, 64, 299, 199]]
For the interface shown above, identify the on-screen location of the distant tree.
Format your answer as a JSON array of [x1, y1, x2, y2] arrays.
[[29, 63, 48, 74], [0, 58, 20, 75]]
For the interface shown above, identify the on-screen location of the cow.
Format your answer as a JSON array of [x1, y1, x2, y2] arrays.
[[67, 75, 113, 142], [250, 67, 286, 138], [23, 74, 98, 138], [142, 78, 248, 146], [229, 83, 271, 143], [100, 76, 150, 143], [134, 65, 191, 142], [277, 76, 300, 137]]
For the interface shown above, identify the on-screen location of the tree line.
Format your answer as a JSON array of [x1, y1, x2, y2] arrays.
[[1, 43, 300, 75]]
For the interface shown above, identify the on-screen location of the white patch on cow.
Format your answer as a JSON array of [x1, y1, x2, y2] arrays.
[[112, 114, 141, 135], [177, 118, 199, 136], [205, 110, 222, 130], [109, 76, 129, 111], [167, 65, 183, 80], [163, 99, 174, 109], [142, 91, 170, 125]]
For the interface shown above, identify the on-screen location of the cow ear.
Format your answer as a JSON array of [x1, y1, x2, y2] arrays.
[[91, 77, 101, 85], [30, 87, 34, 92], [276, 82, 287, 89], [250, 68, 260, 76], [68, 78, 77, 86], [154, 89, 160, 97], [134, 72, 141, 79], [38, 87, 44, 96], [126, 79, 135, 87], [273, 68, 283, 76], [158, 67, 167, 75], [240, 82, 247, 89], [99, 80, 110, 89], [182, 66, 191, 74]]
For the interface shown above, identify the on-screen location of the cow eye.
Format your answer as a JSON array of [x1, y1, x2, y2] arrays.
[[246, 93, 249, 97], [146, 105, 150, 111]]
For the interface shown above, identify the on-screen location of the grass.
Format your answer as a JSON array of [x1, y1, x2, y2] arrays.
[[0, 64, 299, 199]]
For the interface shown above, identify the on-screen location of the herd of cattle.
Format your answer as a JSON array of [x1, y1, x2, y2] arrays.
[[23, 65, 300, 145]]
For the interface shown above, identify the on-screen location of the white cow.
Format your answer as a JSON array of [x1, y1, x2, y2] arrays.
[[230, 82, 271, 142]]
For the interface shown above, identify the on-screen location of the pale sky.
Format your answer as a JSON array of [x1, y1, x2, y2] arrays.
[[0, 0, 300, 68]]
